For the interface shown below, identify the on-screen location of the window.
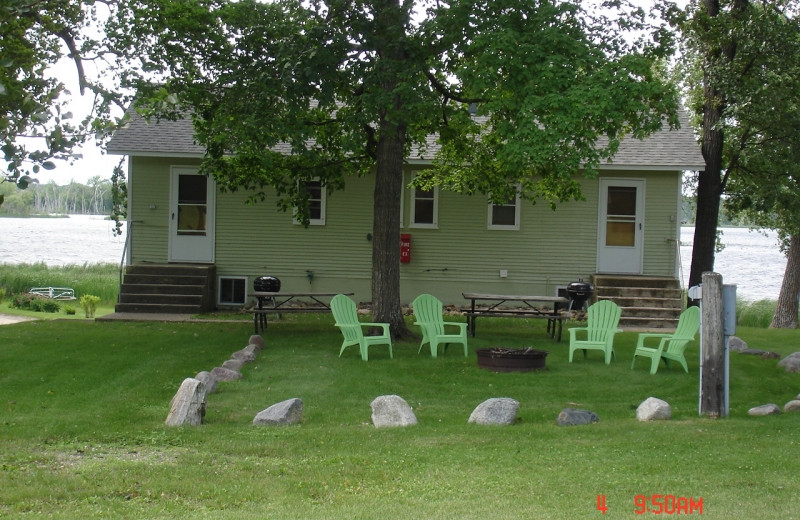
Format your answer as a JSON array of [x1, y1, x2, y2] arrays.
[[177, 174, 208, 236], [410, 184, 438, 228], [218, 277, 246, 306], [294, 178, 326, 225], [488, 191, 520, 230]]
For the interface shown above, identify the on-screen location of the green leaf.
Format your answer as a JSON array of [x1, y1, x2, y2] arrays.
[[42, 161, 56, 170]]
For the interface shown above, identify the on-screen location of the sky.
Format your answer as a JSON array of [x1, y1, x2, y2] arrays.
[[33, 0, 682, 187], [31, 54, 124, 186]]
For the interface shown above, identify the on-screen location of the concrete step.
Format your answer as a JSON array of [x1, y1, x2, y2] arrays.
[[598, 296, 682, 309], [593, 275, 680, 289], [119, 283, 205, 296], [121, 274, 209, 286], [619, 316, 680, 330], [115, 302, 203, 314], [591, 275, 683, 330], [619, 306, 682, 319], [118, 293, 204, 306], [124, 264, 214, 277], [117, 263, 216, 313], [595, 286, 683, 299]]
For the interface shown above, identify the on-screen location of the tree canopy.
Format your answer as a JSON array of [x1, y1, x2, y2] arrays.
[[676, 0, 800, 322], [105, 0, 681, 335], [0, 0, 120, 196]]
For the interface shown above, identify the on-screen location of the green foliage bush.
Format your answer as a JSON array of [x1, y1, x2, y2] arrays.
[[10, 292, 60, 313], [79, 294, 100, 318]]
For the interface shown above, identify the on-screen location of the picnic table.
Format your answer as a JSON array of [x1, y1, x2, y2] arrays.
[[250, 291, 352, 334], [462, 292, 570, 341]]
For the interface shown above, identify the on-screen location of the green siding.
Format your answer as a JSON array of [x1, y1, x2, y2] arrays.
[[128, 159, 680, 306]]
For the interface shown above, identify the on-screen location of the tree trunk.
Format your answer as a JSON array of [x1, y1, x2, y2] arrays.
[[689, 0, 748, 304], [369, 0, 413, 339], [771, 234, 800, 328], [371, 125, 412, 338]]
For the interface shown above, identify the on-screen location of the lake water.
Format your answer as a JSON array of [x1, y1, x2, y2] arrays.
[[0, 215, 127, 267], [0, 217, 787, 301], [680, 227, 785, 302]]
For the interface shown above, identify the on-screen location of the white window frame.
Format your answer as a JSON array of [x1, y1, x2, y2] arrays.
[[410, 183, 439, 229], [293, 178, 326, 226], [218, 276, 247, 306], [487, 191, 521, 230]]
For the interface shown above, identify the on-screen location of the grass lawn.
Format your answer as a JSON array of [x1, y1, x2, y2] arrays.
[[1, 313, 799, 519]]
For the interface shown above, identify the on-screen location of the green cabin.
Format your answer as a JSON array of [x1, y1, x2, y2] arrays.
[[107, 110, 703, 326]]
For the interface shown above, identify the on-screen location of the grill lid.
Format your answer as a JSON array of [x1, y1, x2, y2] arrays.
[[254, 276, 281, 292]]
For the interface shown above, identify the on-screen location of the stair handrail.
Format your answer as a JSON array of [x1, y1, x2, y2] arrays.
[[118, 220, 144, 303]]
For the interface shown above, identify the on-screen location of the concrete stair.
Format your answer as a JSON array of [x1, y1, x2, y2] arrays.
[[116, 264, 216, 314], [591, 275, 683, 330]]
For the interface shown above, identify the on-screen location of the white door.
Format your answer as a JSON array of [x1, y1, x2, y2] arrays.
[[169, 166, 215, 263], [597, 178, 644, 274]]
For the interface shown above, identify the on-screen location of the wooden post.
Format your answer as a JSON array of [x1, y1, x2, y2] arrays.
[[700, 272, 725, 417]]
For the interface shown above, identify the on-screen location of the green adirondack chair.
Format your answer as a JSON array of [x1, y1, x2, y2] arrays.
[[631, 306, 700, 374], [568, 300, 622, 364], [412, 294, 468, 358], [330, 294, 393, 361]]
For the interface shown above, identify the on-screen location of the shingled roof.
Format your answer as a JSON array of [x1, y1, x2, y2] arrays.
[[107, 108, 704, 171]]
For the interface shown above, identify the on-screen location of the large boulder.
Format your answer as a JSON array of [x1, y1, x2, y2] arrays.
[[748, 403, 781, 416], [249, 335, 265, 351], [370, 395, 417, 428], [253, 398, 304, 426], [556, 408, 599, 426], [636, 397, 671, 421], [778, 353, 800, 373], [728, 336, 749, 353], [222, 358, 245, 372], [165, 378, 206, 426], [194, 371, 218, 394], [231, 348, 257, 362], [468, 398, 520, 426], [784, 400, 800, 412], [211, 366, 242, 382]]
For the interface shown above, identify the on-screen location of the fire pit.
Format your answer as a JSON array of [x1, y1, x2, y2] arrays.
[[476, 347, 549, 372]]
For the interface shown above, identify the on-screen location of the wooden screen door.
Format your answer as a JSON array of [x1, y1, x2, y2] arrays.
[[596, 178, 644, 274]]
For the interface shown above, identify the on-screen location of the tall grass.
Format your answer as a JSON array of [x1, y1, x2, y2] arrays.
[[0, 262, 119, 305], [736, 298, 779, 328]]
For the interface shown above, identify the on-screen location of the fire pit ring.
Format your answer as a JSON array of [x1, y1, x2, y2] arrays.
[[476, 347, 549, 372]]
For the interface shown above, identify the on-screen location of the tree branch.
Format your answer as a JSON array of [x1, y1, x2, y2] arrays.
[[423, 69, 485, 104]]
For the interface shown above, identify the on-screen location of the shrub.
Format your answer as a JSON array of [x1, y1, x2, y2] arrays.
[[0, 287, 6, 303], [30, 297, 60, 313], [11, 292, 39, 309], [79, 294, 101, 318], [10, 292, 60, 313]]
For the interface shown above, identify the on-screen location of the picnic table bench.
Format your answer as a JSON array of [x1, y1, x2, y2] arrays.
[[462, 292, 570, 341], [250, 291, 352, 334]]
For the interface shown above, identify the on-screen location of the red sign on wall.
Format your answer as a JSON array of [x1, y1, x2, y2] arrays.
[[400, 233, 411, 263]]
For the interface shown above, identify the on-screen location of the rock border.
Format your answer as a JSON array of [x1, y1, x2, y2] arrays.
[[166, 333, 800, 427]]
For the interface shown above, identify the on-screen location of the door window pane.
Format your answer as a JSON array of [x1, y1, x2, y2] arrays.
[[178, 175, 207, 235], [605, 186, 636, 247]]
